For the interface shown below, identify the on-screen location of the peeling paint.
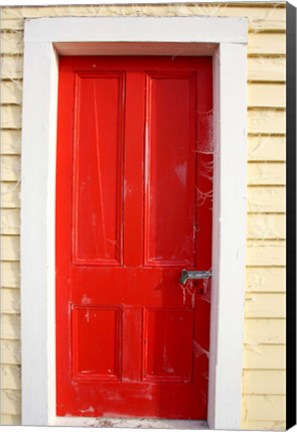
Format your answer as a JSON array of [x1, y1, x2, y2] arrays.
[[193, 341, 209, 359], [80, 405, 95, 414], [175, 162, 187, 187], [81, 294, 91, 305]]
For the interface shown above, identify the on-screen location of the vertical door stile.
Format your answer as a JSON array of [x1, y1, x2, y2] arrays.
[[122, 69, 146, 382], [195, 61, 213, 271], [123, 70, 145, 268]]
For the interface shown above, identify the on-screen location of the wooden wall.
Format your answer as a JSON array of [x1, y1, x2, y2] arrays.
[[0, 2, 286, 428]]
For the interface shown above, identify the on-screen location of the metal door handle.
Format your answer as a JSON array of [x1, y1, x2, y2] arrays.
[[179, 269, 212, 285]]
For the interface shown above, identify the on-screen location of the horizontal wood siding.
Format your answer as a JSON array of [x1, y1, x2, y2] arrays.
[[1, 131, 21, 154], [0, 2, 286, 428], [1, 365, 21, 390], [246, 240, 285, 266], [243, 370, 285, 395], [244, 319, 285, 344], [1, 210, 20, 235], [248, 162, 285, 185], [0, 183, 20, 209], [247, 186, 285, 213], [243, 345, 285, 369], [248, 136, 285, 162], [248, 83, 285, 108], [242, 420, 286, 430], [244, 293, 285, 318], [1, 340, 21, 364], [248, 57, 285, 82], [0, 414, 22, 425], [247, 214, 285, 239], [246, 267, 285, 292], [242, 395, 285, 421]]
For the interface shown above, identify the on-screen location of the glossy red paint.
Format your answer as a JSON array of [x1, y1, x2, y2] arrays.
[[56, 56, 213, 419]]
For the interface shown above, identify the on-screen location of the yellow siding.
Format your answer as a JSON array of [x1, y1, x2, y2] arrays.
[[248, 33, 285, 55], [0, 390, 21, 415], [1, 210, 20, 235], [1, 81, 22, 105], [248, 109, 285, 134], [248, 57, 285, 82], [242, 395, 285, 421], [0, 414, 22, 425], [243, 345, 285, 369], [1, 262, 20, 289], [244, 319, 285, 344], [0, 182, 20, 208], [243, 370, 285, 395], [1, 289, 20, 314], [246, 240, 285, 266], [0, 315, 21, 341], [1, 236, 20, 261], [1, 55, 23, 80], [1, 156, 21, 181], [1, 131, 21, 154], [1, 31, 24, 55], [246, 267, 285, 292], [0, 4, 286, 26], [245, 293, 285, 318], [1, 107, 22, 130], [0, 2, 286, 428], [1, 365, 21, 390], [247, 214, 285, 239], [248, 162, 285, 185], [248, 83, 285, 108], [247, 186, 285, 213], [248, 136, 285, 161], [242, 421, 286, 430]]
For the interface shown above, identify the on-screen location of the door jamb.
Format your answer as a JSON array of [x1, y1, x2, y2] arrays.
[[21, 16, 248, 429]]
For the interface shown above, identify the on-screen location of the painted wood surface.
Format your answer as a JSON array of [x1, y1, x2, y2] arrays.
[[247, 214, 285, 239], [0, 2, 286, 428], [1, 210, 20, 235], [248, 136, 285, 161], [1, 262, 20, 288], [56, 55, 213, 419], [243, 370, 285, 394], [244, 318, 286, 344], [246, 267, 286, 293], [2, 54, 286, 82]]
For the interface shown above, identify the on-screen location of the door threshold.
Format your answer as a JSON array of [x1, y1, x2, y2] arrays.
[[55, 417, 208, 429]]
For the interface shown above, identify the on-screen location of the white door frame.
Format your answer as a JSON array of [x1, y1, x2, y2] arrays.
[[21, 16, 248, 429]]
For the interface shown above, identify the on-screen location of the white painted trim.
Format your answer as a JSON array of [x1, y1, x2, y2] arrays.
[[21, 16, 247, 429], [26, 17, 247, 44], [21, 40, 58, 426], [208, 43, 247, 430]]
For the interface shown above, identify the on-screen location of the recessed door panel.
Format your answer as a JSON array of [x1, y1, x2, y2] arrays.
[[73, 73, 124, 265], [72, 306, 122, 381], [142, 307, 194, 382], [145, 73, 196, 266]]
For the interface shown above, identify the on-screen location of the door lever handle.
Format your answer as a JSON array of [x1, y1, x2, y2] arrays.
[[179, 269, 212, 285]]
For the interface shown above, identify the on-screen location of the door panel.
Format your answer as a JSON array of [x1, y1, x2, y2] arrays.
[[144, 73, 196, 266], [56, 56, 213, 419], [72, 306, 122, 381], [73, 73, 124, 265], [142, 307, 194, 382]]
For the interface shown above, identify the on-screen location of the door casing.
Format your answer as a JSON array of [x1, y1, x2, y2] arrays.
[[21, 16, 248, 429]]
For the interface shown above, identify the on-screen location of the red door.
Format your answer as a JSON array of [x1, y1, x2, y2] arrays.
[[56, 56, 213, 419]]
